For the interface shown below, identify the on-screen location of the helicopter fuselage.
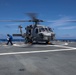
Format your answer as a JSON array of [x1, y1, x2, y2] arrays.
[[25, 25, 55, 43]]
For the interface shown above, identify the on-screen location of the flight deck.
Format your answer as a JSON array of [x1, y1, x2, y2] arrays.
[[0, 42, 76, 75]]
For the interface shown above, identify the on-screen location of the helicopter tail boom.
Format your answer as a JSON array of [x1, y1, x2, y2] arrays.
[[13, 34, 22, 36]]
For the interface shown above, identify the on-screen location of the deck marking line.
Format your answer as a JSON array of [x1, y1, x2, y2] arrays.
[[0, 48, 76, 56], [51, 45, 76, 49], [13, 44, 76, 49]]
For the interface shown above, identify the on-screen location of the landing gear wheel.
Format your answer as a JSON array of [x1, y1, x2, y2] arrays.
[[46, 41, 49, 44], [46, 41, 51, 44]]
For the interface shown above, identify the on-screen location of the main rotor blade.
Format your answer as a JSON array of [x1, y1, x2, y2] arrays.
[[0, 20, 44, 22], [46, 20, 76, 23], [0, 20, 30, 22]]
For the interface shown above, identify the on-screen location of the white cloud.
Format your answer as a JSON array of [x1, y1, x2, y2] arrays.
[[56, 34, 76, 39], [58, 26, 76, 30], [48, 16, 72, 27], [60, 35, 76, 39]]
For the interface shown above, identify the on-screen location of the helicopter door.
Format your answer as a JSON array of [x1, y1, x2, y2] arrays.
[[35, 28, 38, 34], [34, 28, 39, 37]]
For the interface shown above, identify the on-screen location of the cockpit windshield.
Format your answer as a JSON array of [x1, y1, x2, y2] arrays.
[[39, 28, 45, 32], [41, 28, 45, 31], [39, 27, 53, 32], [45, 28, 48, 31]]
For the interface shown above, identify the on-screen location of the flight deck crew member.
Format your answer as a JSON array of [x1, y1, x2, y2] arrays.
[[6, 34, 13, 45]]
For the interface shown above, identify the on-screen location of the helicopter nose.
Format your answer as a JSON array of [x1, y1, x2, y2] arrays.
[[39, 33, 44, 38]]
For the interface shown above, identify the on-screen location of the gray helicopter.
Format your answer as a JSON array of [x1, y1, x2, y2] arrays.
[[12, 13, 55, 44], [13, 24, 55, 44]]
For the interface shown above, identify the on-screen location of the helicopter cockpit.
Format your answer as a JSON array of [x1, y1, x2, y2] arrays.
[[39, 27, 53, 32]]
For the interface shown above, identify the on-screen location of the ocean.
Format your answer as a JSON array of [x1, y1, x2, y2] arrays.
[[55, 39, 76, 42]]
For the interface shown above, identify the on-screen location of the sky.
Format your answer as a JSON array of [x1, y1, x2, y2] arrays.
[[0, 0, 76, 39]]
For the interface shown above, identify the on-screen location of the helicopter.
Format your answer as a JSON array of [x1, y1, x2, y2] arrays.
[[12, 13, 55, 44]]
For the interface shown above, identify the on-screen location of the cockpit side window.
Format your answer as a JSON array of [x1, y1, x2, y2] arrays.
[[35, 29, 38, 34], [45, 28, 48, 31], [48, 27, 53, 32], [39, 29, 41, 32], [41, 28, 45, 31]]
